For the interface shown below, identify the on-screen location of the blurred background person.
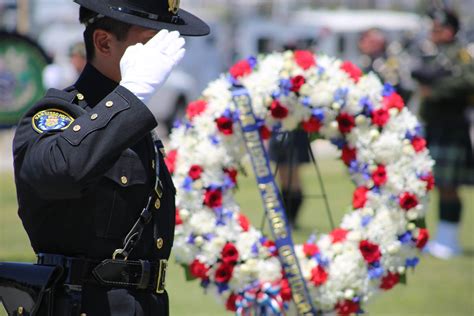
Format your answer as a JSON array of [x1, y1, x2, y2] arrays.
[[358, 27, 413, 102], [42, 41, 86, 89], [412, 9, 474, 259]]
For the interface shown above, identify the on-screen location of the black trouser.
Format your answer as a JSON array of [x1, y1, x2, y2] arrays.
[[41, 284, 169, 316]]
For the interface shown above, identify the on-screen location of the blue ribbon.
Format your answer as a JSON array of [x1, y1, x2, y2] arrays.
[[232, 86, 317, 315]]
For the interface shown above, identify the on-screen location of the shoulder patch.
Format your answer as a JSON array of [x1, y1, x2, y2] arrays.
[[32, 109, 74, 134]]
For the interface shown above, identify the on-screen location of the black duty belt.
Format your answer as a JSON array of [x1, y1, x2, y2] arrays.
[[37, 253, 167, 294]]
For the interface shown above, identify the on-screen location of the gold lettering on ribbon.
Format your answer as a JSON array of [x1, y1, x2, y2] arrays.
[[235, 91, 315, 316]]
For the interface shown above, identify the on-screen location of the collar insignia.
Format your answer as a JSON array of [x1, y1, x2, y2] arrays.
[[168, 0, 180, 15]]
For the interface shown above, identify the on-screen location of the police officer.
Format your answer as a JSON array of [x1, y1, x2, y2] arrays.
[[12, 0, 209, 314], [412, 9, 474, 259]]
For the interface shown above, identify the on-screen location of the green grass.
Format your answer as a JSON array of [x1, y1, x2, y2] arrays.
[[1, 160, 473, 315]]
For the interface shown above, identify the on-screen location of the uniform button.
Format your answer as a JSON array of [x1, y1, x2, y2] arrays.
[[105, 101, 114, 108], [151, 160, 155, 169], [154, 198, 161, 209], [76, 93, 85, 101], [156, 238, 164, 249], [120, 176, 128, 185], [17, 307, 24, 315], [73, 125, 81, 132], [90, 113, 98, 120]]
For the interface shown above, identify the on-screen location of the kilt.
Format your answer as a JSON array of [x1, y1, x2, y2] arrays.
[[269, 130, 310, 164], [426, 122, 474, 188]]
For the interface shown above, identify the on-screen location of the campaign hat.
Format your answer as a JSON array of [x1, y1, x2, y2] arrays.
[[74, 0, 210, 36]]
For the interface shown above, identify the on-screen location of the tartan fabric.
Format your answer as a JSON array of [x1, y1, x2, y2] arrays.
[[426, 123, 474, 188]]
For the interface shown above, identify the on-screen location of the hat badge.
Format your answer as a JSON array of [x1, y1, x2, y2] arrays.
[[168, 0, 180, 14]]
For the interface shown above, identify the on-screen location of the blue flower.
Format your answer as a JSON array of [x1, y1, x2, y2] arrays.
[[301, 96, 312, 107], [360, 97, 374, 116], [312, 108, 325, 121], [182, 177, 193, 191], [398, 232, 413, 244], [279, 79, 292, 96], [209, 135, 220, 145], [368, 264, 384, 279], [406, 257, 420, 268], [361, 215, 372, 227], [383, 83, 395, 96], [217, 282, 229, 293], [334, 88, 348, 104], [331, 138, 346, 149], [247, 56, 258, 68]]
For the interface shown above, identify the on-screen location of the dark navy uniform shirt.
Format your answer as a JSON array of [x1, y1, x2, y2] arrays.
[[13, 63, 176, 262]]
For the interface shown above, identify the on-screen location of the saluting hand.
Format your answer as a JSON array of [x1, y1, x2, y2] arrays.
[[119, 29, 186, 105]]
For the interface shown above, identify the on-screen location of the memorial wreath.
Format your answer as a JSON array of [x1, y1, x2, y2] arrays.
[[166, 51, 434, 315]]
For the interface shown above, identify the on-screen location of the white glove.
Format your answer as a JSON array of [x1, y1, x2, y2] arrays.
[[120, 30, 186, 105]]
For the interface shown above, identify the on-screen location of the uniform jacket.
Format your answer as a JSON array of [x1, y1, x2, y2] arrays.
[[418, 40, 474, 126], [13, 63, 176, 314]]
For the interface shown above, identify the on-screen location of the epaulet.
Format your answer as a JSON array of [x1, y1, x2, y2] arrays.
[[44, 87, 78, 103]]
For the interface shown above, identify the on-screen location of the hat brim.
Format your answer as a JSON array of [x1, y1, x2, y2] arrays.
[[75, 0, 210, 37]]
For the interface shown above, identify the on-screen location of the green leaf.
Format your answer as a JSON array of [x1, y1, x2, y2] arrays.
[[399, 273, 407, 285], [413, 217, 427, 229], [182, 264, 197, 281]]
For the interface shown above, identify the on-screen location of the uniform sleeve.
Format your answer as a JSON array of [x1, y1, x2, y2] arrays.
[[14, 86, 157, 199]]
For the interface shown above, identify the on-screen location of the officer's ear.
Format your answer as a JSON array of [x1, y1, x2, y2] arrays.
[[93, 29, 114, 58]]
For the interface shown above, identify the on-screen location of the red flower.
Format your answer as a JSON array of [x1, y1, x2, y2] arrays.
[[340, 61, 363, 83], [380, 272, 400, 290], [190, 259, 209, 280], [411, 136, 427, 152], [230, 59, 252, 79], [270, 100, 289, 119], [294, 50, 316, 70], [238, 214, 250, 232], [216, 116, 234, 135], [371, 108, 390, 127], [310, 265, 328, 286], [302, 116, 322, 133], [221, 243, 239, 264], [341, 145, 357, 166], [399, 192, 419, 210], [263, 240, 278, 256], [259, 125, 272, 140], [371, 165, 387, 186], [164, 149, 178, 174], [421, 172, 435, 191], [226, 293, 238, 312], [188, 164, 203, 180], [280, 279, 292, 301], [359, 240, 381, 263], [224, 168, 238, 184], [336, 300, 360, 316], [352, 187, 369, 209], [175, 208, 182, 225], [215, 263, 234, 283], [383, 93, 404, 111], [303, 243, 320, 257], [204, 188, 223, 208], [330, 228, 348, 244], [416, 228, 430, 249], [336, 113, 356, 134], [186, 100, 207, 120], [290, 75, 306, 92]]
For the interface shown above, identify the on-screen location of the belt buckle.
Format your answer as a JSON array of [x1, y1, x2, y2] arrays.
[[156, 259, 167, 294]]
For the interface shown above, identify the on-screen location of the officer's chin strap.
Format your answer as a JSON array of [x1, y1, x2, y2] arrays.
[[113, 196, 154, 260]]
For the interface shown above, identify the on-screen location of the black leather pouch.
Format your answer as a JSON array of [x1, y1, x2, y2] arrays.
[[0, 262, 63, 316]]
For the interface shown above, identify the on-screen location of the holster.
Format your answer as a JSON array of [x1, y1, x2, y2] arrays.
[[0, 262, 64, 316]]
